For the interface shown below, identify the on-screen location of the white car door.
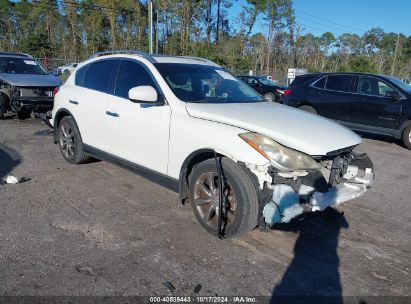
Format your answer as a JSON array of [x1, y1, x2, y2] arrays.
[[70, 59, 120, 153], [104, 59, 171, 175]]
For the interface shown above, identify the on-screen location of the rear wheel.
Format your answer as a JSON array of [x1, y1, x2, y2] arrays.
[[298, 105, 317, 114], [58, 116, 90, 164], [263, 92, 275, 102], [402, 125, 411, 149], [189, 157, 259, 238]]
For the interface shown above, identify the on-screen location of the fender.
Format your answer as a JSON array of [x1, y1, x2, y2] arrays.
[[396, 118, 411, 139], [52, 108, 76, 143], [178, 148, 236, 205]]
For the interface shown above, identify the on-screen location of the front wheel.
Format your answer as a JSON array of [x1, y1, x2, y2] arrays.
[[189, 157, 259, 238], [58, 116, 90, 164], [402, 125, 411, 149]]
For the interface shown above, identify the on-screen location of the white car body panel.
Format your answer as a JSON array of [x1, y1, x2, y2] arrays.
[[51, 52, 375, 231], [185, 102, 362, 156], [104, 94, 172, 174]]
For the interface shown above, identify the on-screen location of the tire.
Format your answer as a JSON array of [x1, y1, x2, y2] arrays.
[[402, 125, 411, 149], [0, 94, 8, 119], [58, 116, 90, 164], [298, 105, 317, 114], [16, 109, 30, 120], [189, 157, 259, 238], [263, 92, 275, 102]]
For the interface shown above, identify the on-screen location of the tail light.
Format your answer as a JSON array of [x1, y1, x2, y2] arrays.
[[284, 89, 292, 97], [53, 87, 60, 96]]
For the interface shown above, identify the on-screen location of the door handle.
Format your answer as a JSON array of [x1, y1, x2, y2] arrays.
[[353, 96, 363, 101], [105, 111, 119, 117], [69, 99, 79, 105]]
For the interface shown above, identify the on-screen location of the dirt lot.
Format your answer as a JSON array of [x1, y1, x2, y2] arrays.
[[0, 118, 410, 301]]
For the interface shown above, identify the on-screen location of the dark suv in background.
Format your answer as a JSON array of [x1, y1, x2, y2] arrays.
[[238, 75, 287, 102], [282, 72, 411, 149]]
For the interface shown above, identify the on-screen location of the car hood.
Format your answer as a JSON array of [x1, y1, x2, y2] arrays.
[[186, 102, 362, 156], [0, 73, 62, 87]]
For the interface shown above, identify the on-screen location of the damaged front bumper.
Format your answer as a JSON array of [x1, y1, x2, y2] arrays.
[[10, 96, 53, 111], [251, 152, 375, 226]]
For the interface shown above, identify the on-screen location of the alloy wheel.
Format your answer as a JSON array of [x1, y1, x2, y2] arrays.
[[193, 171, 237, 230], [59, 122, 76, 159]]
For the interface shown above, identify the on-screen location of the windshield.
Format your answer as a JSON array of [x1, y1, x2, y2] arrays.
[[154, 63, 264, 103], [257, 77, 275, 86], [0, 57, 48, 75], [387, 76, 411, 94]]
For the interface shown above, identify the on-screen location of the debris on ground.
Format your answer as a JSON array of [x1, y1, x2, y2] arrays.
[[194, 284, 202, 293], [162, 281, 176, 293], [5, 175, 19, 184]]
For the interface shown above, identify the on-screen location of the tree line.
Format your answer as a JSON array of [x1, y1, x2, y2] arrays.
[[0, 0, 410, 79]]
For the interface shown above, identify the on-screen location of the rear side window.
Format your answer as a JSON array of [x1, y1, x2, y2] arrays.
[[290, 74, 318, 87], [325, 75, 353, 92], [114, 60, 157, 99], [75, 65, 88, 86], [312, 76, 326, 89], [83, 60, 118, 93]]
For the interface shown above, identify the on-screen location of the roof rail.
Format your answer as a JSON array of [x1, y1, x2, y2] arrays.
[[0, 52, 32, 58], [89, 50, 156, 63]]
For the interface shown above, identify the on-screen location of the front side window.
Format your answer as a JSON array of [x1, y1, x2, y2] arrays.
[[115, 60, 157, 99], [246, 78, 259, 86], [83, 60, 117, 93], [325, 75, 353, 92], [0, 57, 48, 75], [154, 63, 263, 104], [358, 76, 398, 97]]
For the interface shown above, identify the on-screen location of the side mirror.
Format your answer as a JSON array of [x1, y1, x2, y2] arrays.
[[385, 90, 401, 100], [128, 86, 159, 104]]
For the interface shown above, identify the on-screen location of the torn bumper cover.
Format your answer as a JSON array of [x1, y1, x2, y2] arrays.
[[260, 152, 374, 226]]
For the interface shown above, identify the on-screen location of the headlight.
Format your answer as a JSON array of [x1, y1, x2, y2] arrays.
[[239, 132, 321, 172]]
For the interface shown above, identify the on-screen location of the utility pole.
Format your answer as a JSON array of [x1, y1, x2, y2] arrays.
[[391, 34, 400, 76], [216, 0, 221, 43], [156, 9, 159, 54], [148, 0, 153, 54]]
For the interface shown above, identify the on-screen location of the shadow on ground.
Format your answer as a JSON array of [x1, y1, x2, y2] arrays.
[[0, 143, 21, 180], [270, 208, 349, 304]]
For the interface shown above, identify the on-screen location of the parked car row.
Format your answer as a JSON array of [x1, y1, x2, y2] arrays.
[[237, 75, 287, 102], [282, 72, 411, 149], [49, 50, 374, 238]]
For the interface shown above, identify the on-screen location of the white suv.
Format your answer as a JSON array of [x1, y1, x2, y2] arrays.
[[51, 51, 374, 238]]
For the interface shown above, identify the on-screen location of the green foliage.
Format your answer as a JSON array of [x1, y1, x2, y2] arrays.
[[19, 32, 55, 58], [349, 56, 377, 73], [0, 0, 409, 77]]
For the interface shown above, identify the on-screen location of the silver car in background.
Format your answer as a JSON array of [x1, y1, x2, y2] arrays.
[[0, 52, 61, 119]]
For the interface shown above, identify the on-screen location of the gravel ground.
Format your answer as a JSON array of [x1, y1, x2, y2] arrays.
[[0, 118, 410, 301]]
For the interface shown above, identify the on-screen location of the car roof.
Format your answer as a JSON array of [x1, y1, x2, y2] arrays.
[[88, 50, 220, 67], [0, 52, 33, 59], [299, 72, 390, 78]]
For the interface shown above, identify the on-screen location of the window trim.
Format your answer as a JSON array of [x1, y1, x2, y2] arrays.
[[311, 76, 326, 89]]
